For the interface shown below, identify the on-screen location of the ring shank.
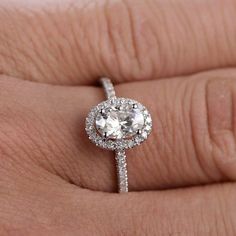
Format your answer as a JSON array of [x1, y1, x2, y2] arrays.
[[100, 78, 116, 100], [115, 150, 128, 193]]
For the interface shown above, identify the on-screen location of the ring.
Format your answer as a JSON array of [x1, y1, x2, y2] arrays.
[[85, 78, 152, 193]]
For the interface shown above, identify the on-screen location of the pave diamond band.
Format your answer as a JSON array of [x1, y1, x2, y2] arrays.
[[101, 78, 116, 99], [85, 78, 152, 193], [115, 150, 128, 192]]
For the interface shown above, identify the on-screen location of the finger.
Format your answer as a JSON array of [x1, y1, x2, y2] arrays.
[[88, 69, 236, 191], [84, 183, 236, 235], [1, 168, 235, 236], [1, 69, 236, 192], [0, 0, 236, 84]]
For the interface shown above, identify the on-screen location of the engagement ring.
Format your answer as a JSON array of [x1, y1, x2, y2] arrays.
[[85, 78, 152, 193]]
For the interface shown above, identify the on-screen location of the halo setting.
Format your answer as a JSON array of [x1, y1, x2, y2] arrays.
[[85, 97, 152, 150]]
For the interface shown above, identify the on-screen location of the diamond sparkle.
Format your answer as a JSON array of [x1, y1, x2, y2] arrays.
[[95, 103, 145, 139], [86, 77, 153, 193], [85, 98, 152, 150]]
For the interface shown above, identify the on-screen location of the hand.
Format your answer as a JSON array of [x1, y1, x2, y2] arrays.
[[0, 0, 236, 235]]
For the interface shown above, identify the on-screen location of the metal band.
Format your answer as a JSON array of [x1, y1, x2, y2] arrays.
[[100, 77, 116, 99], [100, 78, 128, 193], [115, 150, 128, 193]]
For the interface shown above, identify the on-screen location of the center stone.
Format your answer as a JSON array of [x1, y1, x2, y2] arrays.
[[95, 103, 145, 139]]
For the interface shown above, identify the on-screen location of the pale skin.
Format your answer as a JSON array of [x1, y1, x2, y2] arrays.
[[0, 0, 236, 235]]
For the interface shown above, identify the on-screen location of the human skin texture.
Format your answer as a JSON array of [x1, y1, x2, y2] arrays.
[[0, 0, 236, 235]]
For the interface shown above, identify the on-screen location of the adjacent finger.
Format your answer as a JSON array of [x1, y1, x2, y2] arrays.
[[1, 69, 236, 192], [0, 0, 236, 84], [84, 183, 236, 235], [1, 168, 235, 236]]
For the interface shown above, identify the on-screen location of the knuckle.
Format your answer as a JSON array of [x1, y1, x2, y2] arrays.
[[101, 0, 160, 81], [206, 78, 234, 151], [205, 78, 236, 179], [191, 76, 236, 181]]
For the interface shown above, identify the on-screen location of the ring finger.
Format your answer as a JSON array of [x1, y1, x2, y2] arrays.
[[1, 69, 236, 192]]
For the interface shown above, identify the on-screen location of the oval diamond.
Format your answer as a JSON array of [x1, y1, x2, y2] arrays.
[[95, 103, 145, 139]]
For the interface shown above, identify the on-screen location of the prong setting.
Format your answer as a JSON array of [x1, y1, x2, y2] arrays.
[[100, 109, 106, 114], [85, 97, 152, 151], [137, 129, 142, 135], [103, 132, 108, 139]]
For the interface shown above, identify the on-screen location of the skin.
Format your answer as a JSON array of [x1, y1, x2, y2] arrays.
[[0, 0, 236, 235]]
